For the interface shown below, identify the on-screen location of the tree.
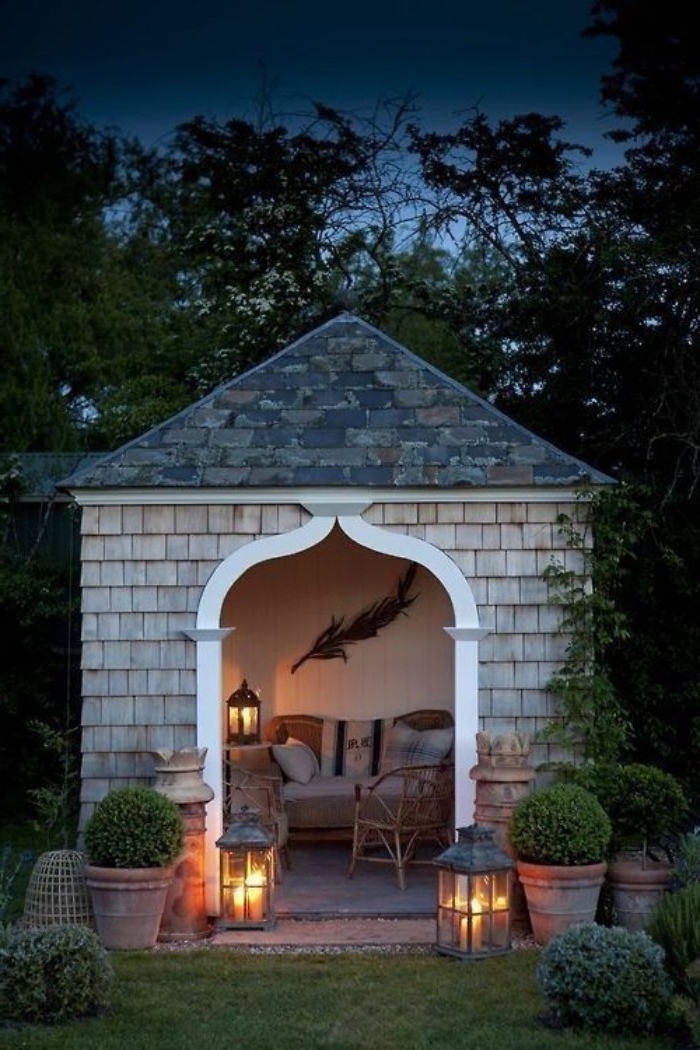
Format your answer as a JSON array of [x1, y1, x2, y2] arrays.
[[0, 75, 199, 453], [161, 98, 425, 385]]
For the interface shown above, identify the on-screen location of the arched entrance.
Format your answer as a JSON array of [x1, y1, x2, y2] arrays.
[[190, 507, 484, 915]]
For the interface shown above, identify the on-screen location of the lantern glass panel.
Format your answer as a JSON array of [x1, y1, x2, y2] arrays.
[[434, 824, 514, 960], [219, 844, 274, 928], [226, 680, 261, 745]]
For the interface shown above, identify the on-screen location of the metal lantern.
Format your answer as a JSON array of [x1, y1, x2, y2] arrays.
[[226, 679, 261, 745], [216, 805, 275, 929], [434, 824, 514, 960]]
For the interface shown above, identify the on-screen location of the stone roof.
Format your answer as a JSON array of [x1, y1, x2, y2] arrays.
[[59, 314, 612, 491]]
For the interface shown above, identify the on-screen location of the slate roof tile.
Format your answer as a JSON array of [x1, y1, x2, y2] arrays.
[[58, 314, 613, 491]]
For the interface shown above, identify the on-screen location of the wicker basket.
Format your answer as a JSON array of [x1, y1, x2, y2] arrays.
[[22, 850, 94, 929]]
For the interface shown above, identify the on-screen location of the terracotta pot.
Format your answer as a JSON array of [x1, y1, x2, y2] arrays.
[[516, 860, 607, 945], [607, 856, 673, 932], [85, 864, 173, 950]]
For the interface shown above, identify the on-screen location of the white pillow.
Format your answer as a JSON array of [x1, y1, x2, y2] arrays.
[[271, 737, 319, 785]]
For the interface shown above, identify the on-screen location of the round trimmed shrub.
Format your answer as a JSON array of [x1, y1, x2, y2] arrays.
[[0, 924, 113, 1024], [84, 786, 183, 868], [574, 762, 688, 855], [537, 923, 673, 1034], [509, 783, 611, 865]]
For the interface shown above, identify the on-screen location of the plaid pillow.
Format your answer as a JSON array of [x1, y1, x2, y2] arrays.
[[379, 721, 453, 775]]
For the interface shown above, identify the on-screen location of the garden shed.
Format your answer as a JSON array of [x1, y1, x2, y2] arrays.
[[59, 312, 612, 914]]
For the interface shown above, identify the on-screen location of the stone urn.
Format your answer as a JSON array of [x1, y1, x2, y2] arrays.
[[151, 747, 214, 805], [150, 747, 214, 941], [470, 731, 535, 934]]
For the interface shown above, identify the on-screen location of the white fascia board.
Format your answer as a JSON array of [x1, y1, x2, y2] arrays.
[[65, 485, 600, 507]]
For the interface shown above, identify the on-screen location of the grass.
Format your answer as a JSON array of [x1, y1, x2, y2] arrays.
[[0, 947, 684, 1050]]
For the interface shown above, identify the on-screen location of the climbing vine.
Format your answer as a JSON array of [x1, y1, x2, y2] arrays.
[[541, 485, 647, 766]]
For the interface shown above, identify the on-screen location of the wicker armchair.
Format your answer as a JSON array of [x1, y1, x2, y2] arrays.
[[223, 763, 291, 881], [347, 763, 454, 890]]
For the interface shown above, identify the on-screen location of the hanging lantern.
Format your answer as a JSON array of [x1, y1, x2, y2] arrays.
[[216, 805, 275, 929], [226, 679, 261, 745], [434, 824, 513, 960]]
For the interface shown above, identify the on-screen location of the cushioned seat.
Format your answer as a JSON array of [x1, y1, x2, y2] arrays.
[[263, 709, 454, 839]]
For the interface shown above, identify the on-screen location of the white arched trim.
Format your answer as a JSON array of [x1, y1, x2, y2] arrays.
[[196, 512, 485, 915], [337, 516, 479, 628]]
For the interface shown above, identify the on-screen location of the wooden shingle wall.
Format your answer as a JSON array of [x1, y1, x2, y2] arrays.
[[78, 497, 585, 825], [78, 503, 309, 821]]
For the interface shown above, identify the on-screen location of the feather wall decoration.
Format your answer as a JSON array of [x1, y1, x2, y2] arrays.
[[290, 562, 419, 675]]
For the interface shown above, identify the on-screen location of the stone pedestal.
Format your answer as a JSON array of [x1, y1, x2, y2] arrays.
[[469, 732, 536, 934], [151, 747, 214, 942]]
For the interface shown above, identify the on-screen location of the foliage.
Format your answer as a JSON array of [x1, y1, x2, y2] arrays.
[[574, 762, 688, 860], [0, 458, 82, 833], [603, 495, 700, 810], [25, 722, 81, 852], [508, 783, 611, 866], [537, 922, 673, 1034], [647, 883, 700, 1002], [0, 845, 34, 923], [541, 487, 638, 766], [0, 75, 201, 455], [670, 828, 700, 891], [0, 924, 113, 1025], [83, 787, 183, 869]]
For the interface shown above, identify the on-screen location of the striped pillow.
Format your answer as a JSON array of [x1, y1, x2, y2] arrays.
[[379, 721, 454, 775], [320, 718, 385, 779]]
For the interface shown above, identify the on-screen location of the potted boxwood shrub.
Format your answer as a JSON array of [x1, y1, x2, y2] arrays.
[[508, 781, 612, 945], [84, 786, 184, 950], [576, 762, 688, 931]]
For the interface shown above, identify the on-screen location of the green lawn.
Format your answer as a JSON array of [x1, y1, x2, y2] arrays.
[[0, 947, 684, 1050]]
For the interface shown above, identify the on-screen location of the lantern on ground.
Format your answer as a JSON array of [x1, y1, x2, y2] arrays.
[[216, 805, 275, 929], [226, 679, 261, 745], [434, 824, 513, 960]]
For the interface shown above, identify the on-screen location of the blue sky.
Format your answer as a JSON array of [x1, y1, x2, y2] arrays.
[[1, 0, 620, 160]]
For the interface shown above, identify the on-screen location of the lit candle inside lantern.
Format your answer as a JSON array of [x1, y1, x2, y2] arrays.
[[232, 885, 246, 922], [458, 915, 468, 952], [245, 860, 267, 923], [471, 896, 483, 950], [246, 885, 264, 922]]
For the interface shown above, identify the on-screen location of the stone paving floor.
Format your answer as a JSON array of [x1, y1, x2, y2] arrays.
[[153, 844, 533, 952], [208, 842, 439, 951], [211, 916, 436, 951]]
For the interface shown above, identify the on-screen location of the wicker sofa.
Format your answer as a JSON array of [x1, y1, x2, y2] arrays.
[[263, 708, 455, 840]]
